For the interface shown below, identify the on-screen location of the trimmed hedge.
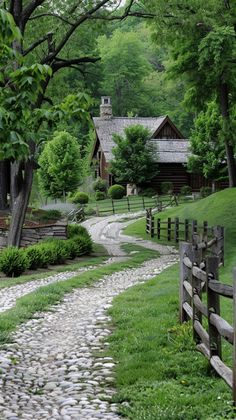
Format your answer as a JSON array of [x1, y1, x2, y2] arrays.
[[95, 191, 106, 201], [93, 177, 108, 193], [0, 226, 93, 277]]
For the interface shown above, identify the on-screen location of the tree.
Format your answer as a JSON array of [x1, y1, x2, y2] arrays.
[[0, 1, 151, 246], [187, 102, 227, 188], [38, 131, 83, 200], [144, 0, 236, 186], [110, 124, 158, 185], [98, 29, 152, 116]]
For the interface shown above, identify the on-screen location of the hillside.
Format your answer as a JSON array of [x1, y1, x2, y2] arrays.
[[125, 188, 236, 281]]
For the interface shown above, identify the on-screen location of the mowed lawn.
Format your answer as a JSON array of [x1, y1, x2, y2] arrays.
[[107, 188, 236, 419]]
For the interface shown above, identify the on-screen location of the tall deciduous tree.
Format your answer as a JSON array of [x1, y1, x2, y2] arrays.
[[110, 124, 158, 185], [187, 102, 227, 188], [0, 1, 151, 246], [144, 0, 236, 186], [38, 131, 83, 200]]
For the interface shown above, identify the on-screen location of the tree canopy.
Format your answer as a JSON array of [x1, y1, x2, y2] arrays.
[[110, 124, 158, 185]]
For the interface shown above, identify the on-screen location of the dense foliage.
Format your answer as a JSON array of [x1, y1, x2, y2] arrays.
[[110, 124, 158, 185]]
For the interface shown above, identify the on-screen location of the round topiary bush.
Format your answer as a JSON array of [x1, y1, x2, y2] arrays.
[[95, 191, 106, 201], [0, 247, 29, 277], [67, 224, 90, 239], [108, 184, 125, 199], [93, 178, 108, 192], [180, 185, 192, 196], [71, 192, 89, 205]]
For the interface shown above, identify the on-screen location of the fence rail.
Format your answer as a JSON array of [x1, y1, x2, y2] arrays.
[[146, 210, 224, 264], [179, 234, 236, 404], [96, 194, 178, 216]]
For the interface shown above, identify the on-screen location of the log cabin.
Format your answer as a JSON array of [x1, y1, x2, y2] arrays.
[[91, 97, 197, 193]]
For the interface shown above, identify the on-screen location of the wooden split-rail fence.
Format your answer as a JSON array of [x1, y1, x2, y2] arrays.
[[179, 232, 236, 404]]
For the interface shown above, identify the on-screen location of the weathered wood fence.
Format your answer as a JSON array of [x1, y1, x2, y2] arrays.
[[146, 209, 224, 260], [179, 234, 236, 404]]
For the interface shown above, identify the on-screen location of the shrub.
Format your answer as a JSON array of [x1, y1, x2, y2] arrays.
[[67, 224, 90, 239], [95, 191, 106, 201], [200, 186, 212, 197], [39, 209, 62, 222], [161, 181, 173, 194], [93, 177, 108, 192], [84, 206, 97, 216], [64, 240, 78, 259], [71, 192, 89, 205], [24, 245, 47, 270], [72, 235, 93, 256], [108, 184, 125, 199], [180, 185, 192, 196], [42, 239, 69, 264], [0, 247, 29, 277], [139, 187, 157, 197]]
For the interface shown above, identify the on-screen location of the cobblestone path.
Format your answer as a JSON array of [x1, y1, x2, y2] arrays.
[[0, 213, 178, 420]]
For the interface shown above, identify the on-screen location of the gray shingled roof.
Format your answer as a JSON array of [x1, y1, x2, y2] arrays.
[[93, 116, 190, 164]]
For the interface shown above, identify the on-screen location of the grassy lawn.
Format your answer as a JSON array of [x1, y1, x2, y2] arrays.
[[124, 188, 236, 282], [108, 264, 234, 420], [88, 195, 158, 216], [0, 244, 159, 344], [105, 188, 236, 419]]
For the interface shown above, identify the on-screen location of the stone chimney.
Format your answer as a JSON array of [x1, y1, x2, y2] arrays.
[[100, 96, 112, 119]]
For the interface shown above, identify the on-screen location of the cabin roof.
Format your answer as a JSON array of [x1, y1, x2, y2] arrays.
[[92, 115, 190, 164]]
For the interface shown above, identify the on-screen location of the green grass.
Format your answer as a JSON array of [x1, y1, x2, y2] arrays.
[[108, 264, 235, 420], [0, 244, 159, 344], [124, 188, 236, 282], [89, 195, 158, 215]]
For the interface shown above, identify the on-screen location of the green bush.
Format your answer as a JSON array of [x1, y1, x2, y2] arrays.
[[139, 187, 157, 197], [72, 235, 93, 256], [93, 177, 108, 192], [108, 184, 125, 199], [24, 245, 47, 270], [67, 224, 90, 239], [39, 209, 62, 222], [0, 247, 29, 277], [42, 239, 69, 264], [161, 181, 173, 194], [71, 192, 89, 205], [64, 240, 78, 259], [200, 186, 212, 197], [84, 206, 97, 216], [180, 185, 192, 196], [95, 191, 106, 201]]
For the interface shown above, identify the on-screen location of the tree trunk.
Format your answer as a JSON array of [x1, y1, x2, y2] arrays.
[[7, 160, 34, 247], [0, 160, 10, 210], [220, 81, 236, 187]]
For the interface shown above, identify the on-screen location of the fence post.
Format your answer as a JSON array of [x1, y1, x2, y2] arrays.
[[142, 196, 145, 209], [184, 219, 189, 242], [179, 242, 193, 323], [96, 204, 99, 217], [167, 218, 171, 241], [151, 211, 154, 238], [206, 256, 222, 359], [192, 220, 198, 238], [212, 226, 224, 266], [146, 209, 149, 234], [157, 218, 161, 240], [174, 217, 179, 243], [127, 196, 130, 212], [233, 268, 236, 406], [202, 221, 208, 260], [192, 237, 203, 344], [112, 199, 115, 214]]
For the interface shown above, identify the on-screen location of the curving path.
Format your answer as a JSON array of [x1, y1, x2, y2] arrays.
[[0, 213, 178, 420]]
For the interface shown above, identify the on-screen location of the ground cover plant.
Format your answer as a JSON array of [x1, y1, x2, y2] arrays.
[[108, 264, 234, 420], [0, 244, 159, 344]]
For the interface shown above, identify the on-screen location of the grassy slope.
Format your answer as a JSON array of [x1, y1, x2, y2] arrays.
[[107, 189, 236, 419], [125, 188, 236, 281], [109, 265, 233, 420]]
